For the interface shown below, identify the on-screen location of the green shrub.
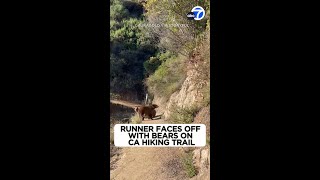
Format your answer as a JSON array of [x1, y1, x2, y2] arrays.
[[110, 0, 157, 96], [146, 55, 186, 101], [169, 104, 200, 124], [144, 51, 174, 76], [181, 152, 197, 178], [144, 56, 162, 75]]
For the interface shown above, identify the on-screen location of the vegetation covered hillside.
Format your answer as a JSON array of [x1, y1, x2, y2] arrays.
[[110, 0, 157, 101], [110, 0, 210, 105], [110, 1, 210, 179]]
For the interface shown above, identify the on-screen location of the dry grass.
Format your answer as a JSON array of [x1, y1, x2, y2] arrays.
[[168, 104, 200, 124], [181, 152, 197, 178], [130, 113, 142, 124]]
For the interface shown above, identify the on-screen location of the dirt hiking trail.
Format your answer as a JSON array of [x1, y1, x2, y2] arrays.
[[110, 100, 141, 109], [110, 100, 186, 180]]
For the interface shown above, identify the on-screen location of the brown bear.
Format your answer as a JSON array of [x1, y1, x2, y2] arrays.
[[134, 104, 159, 121]]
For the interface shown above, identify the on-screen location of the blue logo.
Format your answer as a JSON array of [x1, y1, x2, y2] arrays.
[[191, 6, 205, 20]]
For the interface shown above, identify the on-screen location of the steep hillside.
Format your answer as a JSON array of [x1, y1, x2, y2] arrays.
[[151, 29, 211, 179], [153, 28, 210, 120]]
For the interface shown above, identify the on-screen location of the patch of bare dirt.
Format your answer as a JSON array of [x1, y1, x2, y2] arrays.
[[110, 119, 186, 180], [160, 155, 186, 179], [111, 147, 186, 180]]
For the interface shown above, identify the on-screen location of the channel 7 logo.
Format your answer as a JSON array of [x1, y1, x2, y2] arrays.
[[187, 6, 205, 20]]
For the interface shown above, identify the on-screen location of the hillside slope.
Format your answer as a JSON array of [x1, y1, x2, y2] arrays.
[[151, 31, 210, 179]]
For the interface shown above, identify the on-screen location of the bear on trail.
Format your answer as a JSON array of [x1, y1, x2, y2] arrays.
[[134, 104, 159, 121]]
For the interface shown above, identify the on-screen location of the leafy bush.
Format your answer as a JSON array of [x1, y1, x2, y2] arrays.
[[144, 51, 173, 75], [110, 0, 157, 98], [110, 0, 129, 22], [143, 56, 161, 75], [146, 55, 186, 101]]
